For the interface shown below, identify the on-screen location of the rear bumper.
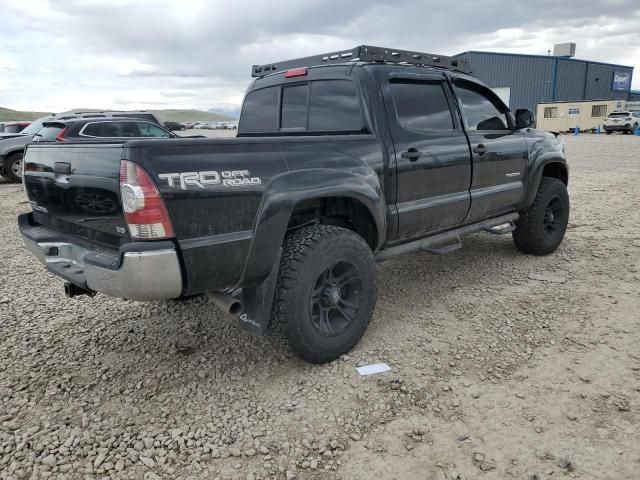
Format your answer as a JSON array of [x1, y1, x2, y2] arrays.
[[604, 124, 631, 131], [19, 213, 183, 301]]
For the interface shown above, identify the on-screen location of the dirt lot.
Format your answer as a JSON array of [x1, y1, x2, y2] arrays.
[[0, 134, 638, 480]]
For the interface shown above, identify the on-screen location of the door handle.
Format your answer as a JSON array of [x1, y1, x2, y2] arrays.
[[473, 144, 488, 155], [401, 148, 423, 162]]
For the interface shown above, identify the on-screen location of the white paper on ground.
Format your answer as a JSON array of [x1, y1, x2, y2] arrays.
[[356, 363, 391, 376]]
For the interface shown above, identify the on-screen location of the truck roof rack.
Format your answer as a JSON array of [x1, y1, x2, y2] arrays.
[[251, 45, 471, 77]]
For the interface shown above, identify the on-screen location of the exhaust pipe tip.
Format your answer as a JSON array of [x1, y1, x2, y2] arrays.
[[228, 299, 244, 316], [64, 282, 96, 299], [208, 292, 244, 316]]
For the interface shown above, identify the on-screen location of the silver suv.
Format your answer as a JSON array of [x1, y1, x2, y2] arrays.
[[604, 111, 640, 135], [0, 111, 161, 182]]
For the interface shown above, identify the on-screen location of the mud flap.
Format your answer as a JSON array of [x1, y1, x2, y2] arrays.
[[237, 247, 282, 336]]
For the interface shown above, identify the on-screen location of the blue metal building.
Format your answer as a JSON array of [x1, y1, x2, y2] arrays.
[[454, 51, 634, 111]]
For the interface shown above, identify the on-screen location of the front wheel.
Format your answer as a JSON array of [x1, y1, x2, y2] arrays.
[[4, 152, 23, 183], [513, 177, 570, 255], [272, 225, 377, 364]]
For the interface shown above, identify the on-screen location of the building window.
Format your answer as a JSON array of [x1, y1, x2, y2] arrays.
[[543, 107, 558, 119], [591, 105, 607, 118]]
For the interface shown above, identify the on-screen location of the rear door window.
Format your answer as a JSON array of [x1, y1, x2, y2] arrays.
[[82, 121, 140, 137], [309, 80, 362, 131]]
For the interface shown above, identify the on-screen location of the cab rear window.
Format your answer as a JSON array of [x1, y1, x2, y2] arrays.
[[239, 80, 364, 135]]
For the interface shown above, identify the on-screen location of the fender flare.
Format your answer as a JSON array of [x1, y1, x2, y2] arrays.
[[3, 148, 25, 159], [523, 156, 568, 208], [237, 168, 386, 287]]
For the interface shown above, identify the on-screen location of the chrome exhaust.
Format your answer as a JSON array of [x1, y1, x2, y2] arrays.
[[207, 292, 244, 316]]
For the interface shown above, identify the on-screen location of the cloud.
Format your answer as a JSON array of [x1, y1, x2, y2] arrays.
[[0, 0, 638, 112]]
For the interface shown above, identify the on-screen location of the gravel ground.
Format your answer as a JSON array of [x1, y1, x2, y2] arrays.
[[0, 134, 639, 480]]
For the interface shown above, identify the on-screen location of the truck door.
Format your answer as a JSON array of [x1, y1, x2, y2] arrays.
[[452, 78, 529, 221], [379, 71, 472, 240]]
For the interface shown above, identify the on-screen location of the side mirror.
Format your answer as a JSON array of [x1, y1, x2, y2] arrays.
[[515, 109, 536, 129]]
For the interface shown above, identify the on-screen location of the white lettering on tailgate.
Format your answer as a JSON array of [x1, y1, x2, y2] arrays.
[[159, 170, 261, 190]]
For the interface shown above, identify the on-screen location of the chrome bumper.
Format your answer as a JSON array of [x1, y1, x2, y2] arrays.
[[21, 226, 183, 301]]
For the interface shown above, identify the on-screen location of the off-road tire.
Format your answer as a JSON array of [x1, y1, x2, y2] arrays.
[[272, 224, 377, 363], [4, 152, 23, 183], [513, 177, 569, 255], [605, 130, 612, 135]]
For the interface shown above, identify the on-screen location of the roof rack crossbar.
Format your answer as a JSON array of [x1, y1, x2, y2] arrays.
[[251, 45, 471, 77]]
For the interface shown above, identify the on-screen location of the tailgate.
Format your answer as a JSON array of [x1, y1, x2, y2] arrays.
[[23, 144, 128, 249]]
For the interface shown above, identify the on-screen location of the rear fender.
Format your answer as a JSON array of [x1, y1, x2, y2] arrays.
[[238, 168, 385, 288]]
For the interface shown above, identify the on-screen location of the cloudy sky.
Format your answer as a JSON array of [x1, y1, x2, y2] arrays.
[[1, 0, 639, 113]]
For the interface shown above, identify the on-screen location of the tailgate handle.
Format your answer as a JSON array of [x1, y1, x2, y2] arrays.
[[54, 162, 72, 175]]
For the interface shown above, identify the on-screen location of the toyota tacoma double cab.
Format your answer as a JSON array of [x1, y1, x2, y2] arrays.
[[19, 45, 569, 363]]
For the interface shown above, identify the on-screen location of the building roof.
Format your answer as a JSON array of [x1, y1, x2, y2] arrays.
[[538, 99, 628, 105], [454, 50, 634, 70]]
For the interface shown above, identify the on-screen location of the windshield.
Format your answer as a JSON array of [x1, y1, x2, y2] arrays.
[[20, 117, 54, 136], [608, 112, 630, 118]]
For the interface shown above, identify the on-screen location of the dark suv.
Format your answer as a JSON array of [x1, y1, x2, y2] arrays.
[[0, 110, 162, 182], [33, 118, 175, 143]]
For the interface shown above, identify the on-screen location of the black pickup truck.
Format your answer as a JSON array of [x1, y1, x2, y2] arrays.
[[19, 45, 569, 363]]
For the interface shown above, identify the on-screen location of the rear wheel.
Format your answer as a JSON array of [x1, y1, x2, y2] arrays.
[[272, 225, 377, 363], [4, 152, 23, 183], [513, 177, 569, 255]]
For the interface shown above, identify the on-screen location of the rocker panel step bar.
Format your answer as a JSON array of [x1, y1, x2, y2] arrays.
[[375, 212, 519, 262]]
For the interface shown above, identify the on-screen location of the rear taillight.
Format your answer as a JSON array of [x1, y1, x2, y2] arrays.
[[55, 127, 68, 142], [119, 160, 174, 240]]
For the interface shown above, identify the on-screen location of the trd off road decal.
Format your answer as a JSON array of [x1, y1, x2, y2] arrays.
[[158, 170, 262, 190]]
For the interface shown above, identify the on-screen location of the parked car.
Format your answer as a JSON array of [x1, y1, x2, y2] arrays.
[[163, 121, 186, 131], [0, 110, 162, 182], [32, 118, 176, 143], [19, 45, 569, 364], [2, 121, 31, 133], [604, 111, 640, 134]]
